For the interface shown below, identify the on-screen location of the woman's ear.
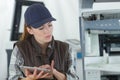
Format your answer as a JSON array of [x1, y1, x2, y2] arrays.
[[26, 27, 33, 35]]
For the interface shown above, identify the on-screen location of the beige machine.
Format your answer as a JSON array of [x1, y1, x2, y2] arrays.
[[79, 0, 120, 80]]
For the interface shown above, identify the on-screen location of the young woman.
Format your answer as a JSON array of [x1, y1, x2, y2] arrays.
[[9, 3, 79, 80]]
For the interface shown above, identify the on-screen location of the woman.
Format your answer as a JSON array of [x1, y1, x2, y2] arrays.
[[9, 3, 79, 80]]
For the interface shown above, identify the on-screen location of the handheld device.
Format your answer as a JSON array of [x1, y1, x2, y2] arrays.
[[20, 66, 51, 74]]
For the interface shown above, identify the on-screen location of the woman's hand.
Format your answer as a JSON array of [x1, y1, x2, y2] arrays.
[[39, 64, 53, 79], [51, 60, 67, 80], [23, 60, 66, 80], [24, 66, 53, 80]]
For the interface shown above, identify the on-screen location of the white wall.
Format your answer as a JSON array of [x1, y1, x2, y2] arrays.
[[46, 0, 80, 41], [0, 0, 15, 79], [0, 0, 79, 79]]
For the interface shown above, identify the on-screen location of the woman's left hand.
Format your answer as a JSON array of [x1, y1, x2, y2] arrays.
[[39, 64, 54, 79]]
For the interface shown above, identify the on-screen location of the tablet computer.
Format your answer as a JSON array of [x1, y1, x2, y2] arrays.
[[20, 66, 51, 74]]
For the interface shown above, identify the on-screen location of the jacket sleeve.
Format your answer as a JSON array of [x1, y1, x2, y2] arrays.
[[8, 46, 24, 80], [66, 46, 79, 80]]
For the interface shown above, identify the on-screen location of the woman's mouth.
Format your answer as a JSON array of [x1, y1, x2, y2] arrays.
[[45, 35, 51, 39]]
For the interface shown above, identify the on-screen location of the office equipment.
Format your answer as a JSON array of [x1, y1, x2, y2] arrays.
[[80, 0, 120, 80]]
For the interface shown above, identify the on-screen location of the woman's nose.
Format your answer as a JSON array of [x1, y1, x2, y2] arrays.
[[43, 26, 51, 32]]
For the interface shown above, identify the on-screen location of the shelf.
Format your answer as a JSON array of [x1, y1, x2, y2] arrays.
[[86, 63, 120, 72], [82, 9, 120, 17]]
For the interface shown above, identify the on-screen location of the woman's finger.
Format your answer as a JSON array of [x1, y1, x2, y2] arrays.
[[51, 60, 54, 69], [36, 70, 44, 78], [25, 69, 31, 76], [33, 67, 38, 76], [40, 73, 50, 78]]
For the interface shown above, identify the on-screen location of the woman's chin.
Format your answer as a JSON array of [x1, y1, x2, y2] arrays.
[[45, 37, 52, 42]]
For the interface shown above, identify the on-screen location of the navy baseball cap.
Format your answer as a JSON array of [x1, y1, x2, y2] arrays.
[[24, 3, 56, 28]]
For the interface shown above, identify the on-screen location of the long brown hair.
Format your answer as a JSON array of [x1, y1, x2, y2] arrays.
[[20, 24, 32, 41]]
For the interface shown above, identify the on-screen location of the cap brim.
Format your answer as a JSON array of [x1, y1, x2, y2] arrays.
[[31, 17, 56, 28]]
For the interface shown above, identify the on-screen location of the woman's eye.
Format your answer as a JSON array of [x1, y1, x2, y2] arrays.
[[48, 24, 52, 27], [38, 24, 52, 30], [39, 27, 44, 30]]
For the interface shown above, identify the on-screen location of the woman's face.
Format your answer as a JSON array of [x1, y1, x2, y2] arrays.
[[27, 22, 53, 44]]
